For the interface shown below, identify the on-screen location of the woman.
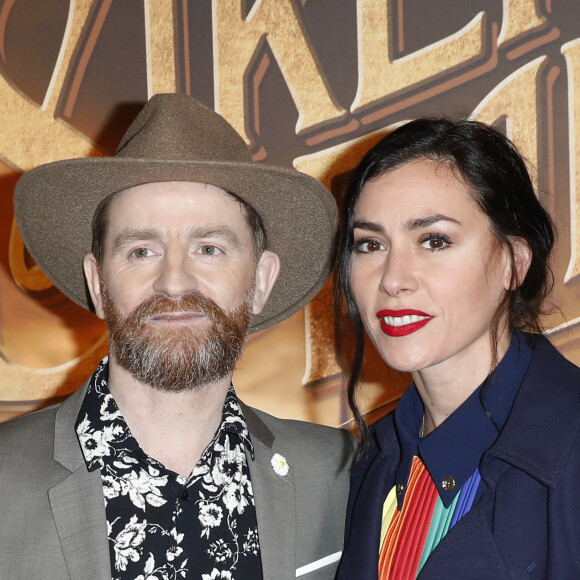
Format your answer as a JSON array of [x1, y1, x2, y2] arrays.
[[335, 119, 580, 578]]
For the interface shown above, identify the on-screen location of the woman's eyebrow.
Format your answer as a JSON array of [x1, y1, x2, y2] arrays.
[[353, 215, 461, 234], [405, 214, 461, 230], [353, 220, 384, 233]]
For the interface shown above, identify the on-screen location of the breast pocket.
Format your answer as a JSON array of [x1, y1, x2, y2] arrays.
[[295, 551, 342, 578]]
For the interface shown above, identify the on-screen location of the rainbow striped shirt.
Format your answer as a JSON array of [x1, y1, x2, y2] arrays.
[[378, 331, 532, 578]]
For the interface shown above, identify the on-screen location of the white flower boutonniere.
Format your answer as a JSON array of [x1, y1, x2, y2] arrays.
[[271, 453, 289, 477]]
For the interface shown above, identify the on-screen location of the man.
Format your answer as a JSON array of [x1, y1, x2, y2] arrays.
[[2, 93, 354, 580]]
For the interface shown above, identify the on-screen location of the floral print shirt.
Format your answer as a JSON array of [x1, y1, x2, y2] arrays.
[[75, 357, 263, 580]]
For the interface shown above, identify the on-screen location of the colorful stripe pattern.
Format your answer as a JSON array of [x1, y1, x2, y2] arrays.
[[379, 456, 481, 578]]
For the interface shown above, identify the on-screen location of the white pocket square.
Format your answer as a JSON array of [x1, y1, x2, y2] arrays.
[[295, 551, 342, 577]]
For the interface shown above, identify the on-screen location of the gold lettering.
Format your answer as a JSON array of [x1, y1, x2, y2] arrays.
[[212, 0, 346, 144], [562, 40, 580, 283], [0, 0, 101, 170], [352, 2, 485, 112], [294, 128, 394, 385], [42, 0, 94, 113], [1, 0, 102, 291], [0, 335, 108, 405], [144, 0, 177, 96], [0, 0, 108, 402], [498, 0, 548, 46], [8, 218, 52, 292], [472, 57, 546, 188]]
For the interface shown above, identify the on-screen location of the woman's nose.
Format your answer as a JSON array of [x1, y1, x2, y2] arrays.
[[378, 249, 418, 296]]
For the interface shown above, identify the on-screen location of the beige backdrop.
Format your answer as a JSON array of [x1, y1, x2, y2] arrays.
[[0, 0, 578, 427]]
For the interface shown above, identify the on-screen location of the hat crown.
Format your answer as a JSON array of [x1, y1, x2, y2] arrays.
[[115, 93, 252, 164]]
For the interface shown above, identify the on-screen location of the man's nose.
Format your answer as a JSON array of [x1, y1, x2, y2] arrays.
[[152, 251, 197, 298], [378, 248, 419, 296]]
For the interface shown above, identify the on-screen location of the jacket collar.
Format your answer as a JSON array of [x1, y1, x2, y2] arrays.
[[53, 382, 89, 471], [51, 387, 300, 580], [372, 334, 580, 490], [241, 403, 297, 580], [51, 381, 111, 580], [481, 334, 580, 488]]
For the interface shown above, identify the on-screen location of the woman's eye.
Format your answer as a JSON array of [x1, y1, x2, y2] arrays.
[[198, 245, 223, 256], [353, 239, 385, 253], [131, 247, 154, 259], [421, 234, 452, 251]]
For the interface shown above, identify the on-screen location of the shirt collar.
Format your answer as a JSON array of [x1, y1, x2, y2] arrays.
[[394, 330, 533, 508], [75, 357, 255, 472]]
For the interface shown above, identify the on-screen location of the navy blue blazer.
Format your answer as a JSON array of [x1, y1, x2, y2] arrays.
[[337, 334, 580, 578]]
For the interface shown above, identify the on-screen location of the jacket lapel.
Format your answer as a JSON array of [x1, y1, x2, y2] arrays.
[[50, 385, 111, 580], [49, 467, 111, 580], [418, 494, 508, 577], [243, 405, 296, 580]]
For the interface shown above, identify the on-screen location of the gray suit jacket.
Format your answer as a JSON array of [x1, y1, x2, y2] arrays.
[[0, 385, 354, 579]]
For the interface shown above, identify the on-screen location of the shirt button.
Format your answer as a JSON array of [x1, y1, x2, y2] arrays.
[[442, 476, 456, 491], [396, 482, 405, 495], [181, 489, 189, 501]]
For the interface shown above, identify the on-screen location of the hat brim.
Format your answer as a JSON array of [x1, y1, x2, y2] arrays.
[[14, 157, 337, 333]]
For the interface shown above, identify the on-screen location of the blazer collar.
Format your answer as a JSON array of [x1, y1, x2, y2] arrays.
[[51, 382, 112, 580], [242, 403, 297, 580], [50, 391, 304, 580], [482, 334, 580, 488]]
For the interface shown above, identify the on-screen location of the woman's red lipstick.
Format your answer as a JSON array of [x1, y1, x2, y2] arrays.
[[376, 309, 432, 337]]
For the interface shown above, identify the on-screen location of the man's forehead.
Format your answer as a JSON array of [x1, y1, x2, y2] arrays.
[[111, 180, 231, 203], [103, 181, 254, 242], [106, 181, 247, 218]]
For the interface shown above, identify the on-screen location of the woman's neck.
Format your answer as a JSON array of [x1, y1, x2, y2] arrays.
[[413, 330, 512, 435]]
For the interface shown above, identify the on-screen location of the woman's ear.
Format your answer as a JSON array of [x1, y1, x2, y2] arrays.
[[507, 238, 533, 290]]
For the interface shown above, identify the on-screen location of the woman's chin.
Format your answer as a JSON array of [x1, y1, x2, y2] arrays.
[[380, 351, 428, 375]]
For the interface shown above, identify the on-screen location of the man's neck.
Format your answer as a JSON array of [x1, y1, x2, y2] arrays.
[[107, 360, 232, 477]]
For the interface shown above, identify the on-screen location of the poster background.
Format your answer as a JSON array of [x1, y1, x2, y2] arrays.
[[0, 0, 578, 426]]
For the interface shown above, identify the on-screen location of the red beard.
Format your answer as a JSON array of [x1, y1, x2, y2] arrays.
[[102, 289, 252, 392]]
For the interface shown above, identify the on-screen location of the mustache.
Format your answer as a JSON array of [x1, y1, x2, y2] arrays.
[[129, 291, 228, 324]]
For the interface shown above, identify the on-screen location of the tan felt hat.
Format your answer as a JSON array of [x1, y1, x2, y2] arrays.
[[14, 93, 337, 333]]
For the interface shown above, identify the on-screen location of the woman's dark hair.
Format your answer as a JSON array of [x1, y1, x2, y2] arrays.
[[335, 118, 555, 442]]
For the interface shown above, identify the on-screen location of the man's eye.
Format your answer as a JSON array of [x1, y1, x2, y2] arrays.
[[198, 245, 222, 256], [352, 239, 385, 253], [131, 248, 154, 258]]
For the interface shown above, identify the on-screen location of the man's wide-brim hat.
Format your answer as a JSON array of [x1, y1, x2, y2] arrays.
[[14, 93, 337, 333]]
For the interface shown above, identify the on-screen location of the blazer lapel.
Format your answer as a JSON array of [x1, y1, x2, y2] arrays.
[[419, 498, 508, 577], [243, 406, 296, 580], [50, 385, 111, 580], [49, 468, 111, 580]]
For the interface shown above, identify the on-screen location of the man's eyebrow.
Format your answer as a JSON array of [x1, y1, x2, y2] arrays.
[[111, 226, 244, 253], [187, 225, 244, 249], [112, 229, 161, 253]]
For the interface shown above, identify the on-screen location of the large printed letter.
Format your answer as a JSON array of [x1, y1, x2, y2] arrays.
[[562, 40, 580, 283], [472, 57, 546, 185], [498, 0, 548, 46], [144, 0, 178, 96], [212, 0, 346, 144], [352, 1, 485, 112]]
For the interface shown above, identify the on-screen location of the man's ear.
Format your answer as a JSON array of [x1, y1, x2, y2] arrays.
[[252, 250, 280, 315], [506, 238, 533, 290], [83, 254, 106, 320]]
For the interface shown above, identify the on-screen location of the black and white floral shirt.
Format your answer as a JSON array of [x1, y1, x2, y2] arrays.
[[75, 357, 263, 580]]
